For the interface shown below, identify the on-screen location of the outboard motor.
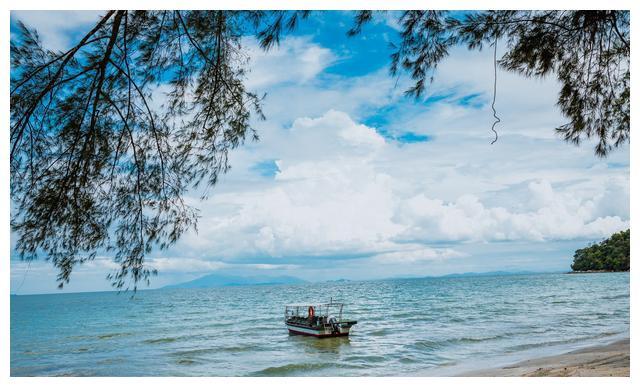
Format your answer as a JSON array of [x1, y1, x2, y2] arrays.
[[328, 315, 340, 334]]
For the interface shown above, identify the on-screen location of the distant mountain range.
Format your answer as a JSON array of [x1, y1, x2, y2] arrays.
[[380, 270, 552, 281], [434, 270, 542, 278], [163, 270, 554, 290], [163, 273, 306, 289]]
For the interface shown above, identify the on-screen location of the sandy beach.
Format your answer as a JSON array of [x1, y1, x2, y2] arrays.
[[461, 338, 630, 377]]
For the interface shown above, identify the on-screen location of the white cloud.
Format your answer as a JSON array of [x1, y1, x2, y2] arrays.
[[244, 36, 335, 89], [147, 258, 228, 273], [192, 154, 402, 259], [338, 117, 386, 149], [11, 11, 105, 51], [169, 106, 628, 271], [143, 257, 298, 273], [396, 179, 629, 243], [371, 247, 466, 264], [286, 109, 386, 155]]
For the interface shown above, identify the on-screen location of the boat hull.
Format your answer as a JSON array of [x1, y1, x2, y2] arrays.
[[286, 322, 353, 338]]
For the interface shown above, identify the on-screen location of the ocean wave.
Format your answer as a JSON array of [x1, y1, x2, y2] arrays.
[[170, 348, 216, 357], [343, 355, 386, 363], [398, 356, 419, 364], [454, 334, 511, 343], [409, 339, 444, 350], [602, 293, 629, 300], [251, 362, 336, 376], [52, 371, 97, 376], [96, 357, 126, 365], [175, 359, 197, 366], [505, 332, 619, 352], [409, 333, 514, 351], [143, 337, 180, 344], [97, 332, 132, 340], [365, 327, 389, 336]]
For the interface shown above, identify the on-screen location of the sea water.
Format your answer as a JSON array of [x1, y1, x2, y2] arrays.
[[10, 272, 629, 376]]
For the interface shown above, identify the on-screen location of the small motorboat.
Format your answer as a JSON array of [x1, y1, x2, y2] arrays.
[[284, 301, 357, 338]]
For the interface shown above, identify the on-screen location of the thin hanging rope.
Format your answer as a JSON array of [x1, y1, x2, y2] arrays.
[[490, 37, 500, 145]]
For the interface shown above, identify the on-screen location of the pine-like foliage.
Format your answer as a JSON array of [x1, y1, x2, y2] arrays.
[[351, 10, 630, 156], [10, 10, 307, 289]]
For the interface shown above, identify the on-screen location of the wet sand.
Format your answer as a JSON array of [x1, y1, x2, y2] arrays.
[[461, 338, 630, 376]]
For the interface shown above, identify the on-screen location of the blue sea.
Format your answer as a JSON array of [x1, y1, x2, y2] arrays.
[[10, 272, 629, 376]]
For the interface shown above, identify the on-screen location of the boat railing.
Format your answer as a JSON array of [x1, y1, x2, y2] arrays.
[[284, 302, 345, 322]]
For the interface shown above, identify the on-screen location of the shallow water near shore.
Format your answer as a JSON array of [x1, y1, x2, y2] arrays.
[[11, 272, 629, 376]]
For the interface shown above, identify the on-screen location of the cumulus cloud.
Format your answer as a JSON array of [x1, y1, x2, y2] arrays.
[[188, 152, 402, 259], [285, 109, 386, 156], [170, 108, 628, 272], [396, 179, 629, 243]]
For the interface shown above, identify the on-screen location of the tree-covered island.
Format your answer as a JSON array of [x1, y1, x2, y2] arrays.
[[570, 229, 630, 272]]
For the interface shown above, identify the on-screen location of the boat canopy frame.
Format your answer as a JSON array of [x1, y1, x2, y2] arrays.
[[284, 302, 344, 320]]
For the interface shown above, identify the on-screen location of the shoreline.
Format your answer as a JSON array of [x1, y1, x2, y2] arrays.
[[458, 338, 630, 377]]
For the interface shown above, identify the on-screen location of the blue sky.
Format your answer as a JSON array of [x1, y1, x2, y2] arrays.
[[10, 11, 630, 294]]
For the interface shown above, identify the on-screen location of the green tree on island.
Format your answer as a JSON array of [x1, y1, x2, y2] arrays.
[[571, 229, 630, 272], [10, 10, 630, 289]]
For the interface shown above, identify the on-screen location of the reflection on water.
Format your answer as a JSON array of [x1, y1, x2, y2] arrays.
[[291, 334, 351, 355], [11, 272, 629, 376]]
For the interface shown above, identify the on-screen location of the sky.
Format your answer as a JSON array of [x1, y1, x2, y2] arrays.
[[9, 11, 630, 294]]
